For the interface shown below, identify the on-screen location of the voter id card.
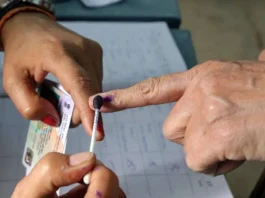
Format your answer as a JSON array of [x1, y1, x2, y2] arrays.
[[22, 80, 74, 174]]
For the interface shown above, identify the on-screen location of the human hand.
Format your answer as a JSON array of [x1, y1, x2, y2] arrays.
[[1, 13, 104, 139], [12, 152, 125, 198], [89, 60, 265, 175]]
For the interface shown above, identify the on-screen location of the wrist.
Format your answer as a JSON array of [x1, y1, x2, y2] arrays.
[[1, 12, 53, 48]]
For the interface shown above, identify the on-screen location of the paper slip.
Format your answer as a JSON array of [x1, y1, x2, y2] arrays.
[[22, 80, 74, 174]]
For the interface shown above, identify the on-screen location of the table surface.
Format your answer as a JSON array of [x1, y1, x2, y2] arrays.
[[55, 0, 182, 28]]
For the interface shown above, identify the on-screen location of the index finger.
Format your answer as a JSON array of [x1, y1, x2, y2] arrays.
[[89, 69, 198, 112], [47, 56, 100, 137]]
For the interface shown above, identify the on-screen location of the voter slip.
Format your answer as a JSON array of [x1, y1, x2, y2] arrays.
[[22, 80, 74, 174]]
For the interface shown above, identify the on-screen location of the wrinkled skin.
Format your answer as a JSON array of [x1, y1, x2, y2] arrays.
[[89, 51, 265, 175]]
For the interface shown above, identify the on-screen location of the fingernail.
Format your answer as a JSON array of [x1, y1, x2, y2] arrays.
[[41, 115, 59, 126], [97, 122, 105, 136], [96, 123, 104, 140], [69, 152, 93, 166]]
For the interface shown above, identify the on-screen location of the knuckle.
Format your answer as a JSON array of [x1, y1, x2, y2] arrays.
[[204, 60, 219, 66], [202, 60, 244, 72], [45, 36, 63, 52], [162, 121, 176, 141], [2, 73, 14, 92], [185, 153, 204, 173], [162, 123, 171, 139], [84, 39, 103, 57], [2, 66, 23, 93], [203, 60, 225, 68], [135, 77, 160, 105], [41, 152, 59, 164], [71, 73, 93, 93], [21, 106, 39, 120], [42, 30, 58, 43], [90, 40, 103, 55], [20, 97, 41, 120], [198, 60, 227, 73], [37, 152, 59, 174], [203, 97, 219, 113], [202, 95, 233, 125], [209, 119, 234, 141], [198, 74, 220, 94], [185, 140, 210, 173], [186, 147, 213, 173], [45, 40, 65, 61], [69, 123, 80, 128]]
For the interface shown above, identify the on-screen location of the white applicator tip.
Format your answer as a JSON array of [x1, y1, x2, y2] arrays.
[[83, 173, 90, 185]]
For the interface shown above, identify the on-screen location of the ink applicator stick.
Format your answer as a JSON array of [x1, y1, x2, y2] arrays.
[[90, 95, 103, 153], [83, 95, 103, 185]]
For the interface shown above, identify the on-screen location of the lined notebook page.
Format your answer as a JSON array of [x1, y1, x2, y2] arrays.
[[0, 22, 233, 198]]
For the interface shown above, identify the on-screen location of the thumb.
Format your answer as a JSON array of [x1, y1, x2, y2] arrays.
[[14, 152, 95, 198], [89, 69, 198, 112], [258, 50, 265, 61], [3, 66, 60, 126]]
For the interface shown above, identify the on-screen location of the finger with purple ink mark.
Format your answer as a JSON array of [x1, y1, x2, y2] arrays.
[[84, 161, 120, 198], [88, 72, 193, 113]]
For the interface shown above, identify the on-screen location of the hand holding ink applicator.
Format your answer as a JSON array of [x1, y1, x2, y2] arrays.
[[83, 95, 103, 184]]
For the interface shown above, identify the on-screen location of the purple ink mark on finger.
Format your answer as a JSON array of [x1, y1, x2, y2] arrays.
[[103, 95, 113, 103], [96, 191, 103, 198]]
